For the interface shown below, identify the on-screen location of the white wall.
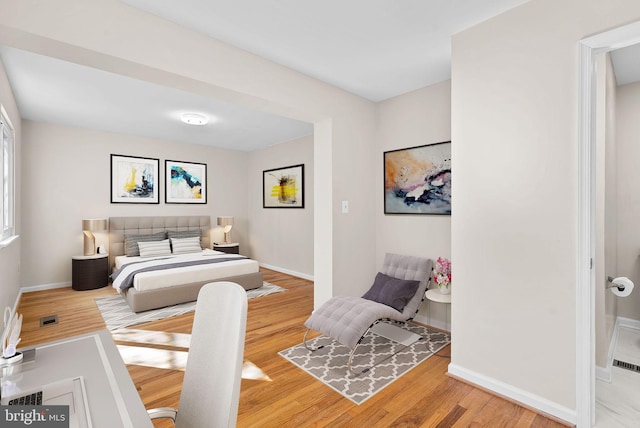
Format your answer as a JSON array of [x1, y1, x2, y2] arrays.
[[248, 135, 314, 279], [0, 57, 21, 311], [616, 80, 640, 322], [451, 0, 640, 422], [21, 121, 248, 287], [376, 80, 452, 330]]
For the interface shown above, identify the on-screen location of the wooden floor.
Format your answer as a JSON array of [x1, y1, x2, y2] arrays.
[[16, 269, 569, 427]]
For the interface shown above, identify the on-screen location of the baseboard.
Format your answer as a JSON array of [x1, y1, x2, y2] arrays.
[[447, 363, 575, 425], [595, 365, 611, 383], [615, 316, 640, 330], [598, 316, 640, 382], [9, 290, 21, 320], [259, 263, 314, 281], [414, 313, 428, 325], [413, 313, 449, 332], [20, 282, 70, 293]]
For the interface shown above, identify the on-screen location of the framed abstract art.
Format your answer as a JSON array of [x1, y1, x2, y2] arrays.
[[110, 154, 159, 204], [384, 141, 451, 215], [263, 164, 304, 208], [165, 160, 207, 204]]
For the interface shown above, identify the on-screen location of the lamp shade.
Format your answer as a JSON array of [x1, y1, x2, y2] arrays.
[[217, 216, 234, 227], [82, 219, 108, 232]]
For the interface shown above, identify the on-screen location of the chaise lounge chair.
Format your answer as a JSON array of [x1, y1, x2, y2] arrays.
[[303, 253, 432, 373]]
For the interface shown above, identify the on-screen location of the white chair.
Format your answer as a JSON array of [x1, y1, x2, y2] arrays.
[[147, 281, 248, 427]]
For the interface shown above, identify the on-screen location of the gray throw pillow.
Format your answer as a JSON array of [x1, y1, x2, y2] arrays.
[[167, 230, 201, 239], [362, 272, 420, 312]]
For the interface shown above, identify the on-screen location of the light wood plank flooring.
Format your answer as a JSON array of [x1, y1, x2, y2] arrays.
[[16, 269, 569, 427]]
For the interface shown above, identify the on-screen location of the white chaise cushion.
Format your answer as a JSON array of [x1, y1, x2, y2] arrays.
[[304, 296, 405, 349]]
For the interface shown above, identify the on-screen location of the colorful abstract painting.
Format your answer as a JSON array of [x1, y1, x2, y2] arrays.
[[165, 160, 207, 204], [111, 154, 159, 204], [384, 141, 451, 215], [263, 164, 304, 208]]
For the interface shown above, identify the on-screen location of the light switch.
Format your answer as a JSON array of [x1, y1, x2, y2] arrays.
[[342, 200, 349, 213]]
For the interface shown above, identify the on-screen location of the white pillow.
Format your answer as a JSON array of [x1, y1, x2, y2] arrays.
[[138, 239, 171, 257], [171, 236, 202, 255]]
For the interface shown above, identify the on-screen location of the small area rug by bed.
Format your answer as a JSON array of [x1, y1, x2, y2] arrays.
[[279, 322, 450, 405], [96, 282, 285, 331]]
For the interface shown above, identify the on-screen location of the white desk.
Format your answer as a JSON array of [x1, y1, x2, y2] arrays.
[[1, 330, 152, 427], [425, 288, 451, 331]]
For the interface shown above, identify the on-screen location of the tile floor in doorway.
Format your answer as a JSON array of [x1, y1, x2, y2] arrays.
[[595, 326, 640, 427]]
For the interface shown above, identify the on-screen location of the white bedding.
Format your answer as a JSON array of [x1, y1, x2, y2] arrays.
[[113, 249, 259, 292]]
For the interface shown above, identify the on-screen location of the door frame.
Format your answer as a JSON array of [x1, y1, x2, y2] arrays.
[[577, 21, 640, 427]]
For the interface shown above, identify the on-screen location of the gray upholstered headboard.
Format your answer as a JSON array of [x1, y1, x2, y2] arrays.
[[108, 216, 211, 270]]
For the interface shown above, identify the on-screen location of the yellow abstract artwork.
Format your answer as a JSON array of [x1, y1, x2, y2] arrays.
[[263, 164, 304, 208]]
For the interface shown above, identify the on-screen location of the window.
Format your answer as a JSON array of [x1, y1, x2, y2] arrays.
[[0, 106, 14, 243]]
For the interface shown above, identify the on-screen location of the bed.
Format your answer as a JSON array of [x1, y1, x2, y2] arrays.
[[108, 216, 263, 313]]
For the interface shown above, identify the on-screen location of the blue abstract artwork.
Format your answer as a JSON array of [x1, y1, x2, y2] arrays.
[[165, 160, 207, 204], [384, 141, 451, 215]]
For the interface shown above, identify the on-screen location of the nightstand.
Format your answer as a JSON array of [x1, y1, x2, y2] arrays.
[[213, 243, 240, 254], [72, 253, 109, 290]]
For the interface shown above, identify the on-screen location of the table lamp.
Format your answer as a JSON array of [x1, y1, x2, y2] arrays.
[[82, 219, 107, 256], [217, 216, 234, 244]]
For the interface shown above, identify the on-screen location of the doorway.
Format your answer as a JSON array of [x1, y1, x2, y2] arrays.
[[578, 21, 640, 427]]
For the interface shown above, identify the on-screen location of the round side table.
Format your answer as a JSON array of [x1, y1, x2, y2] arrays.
[[425, 288, 451, 331]]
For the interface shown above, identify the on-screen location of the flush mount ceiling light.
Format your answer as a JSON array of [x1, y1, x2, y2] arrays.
[[180, 113, 209, 125]]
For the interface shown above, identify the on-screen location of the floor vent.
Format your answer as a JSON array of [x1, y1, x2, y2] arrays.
[[39, 315, 58, 327], [613, 359, 640, 373]]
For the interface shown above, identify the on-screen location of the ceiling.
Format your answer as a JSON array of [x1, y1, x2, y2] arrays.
[[119, 0, 531, 102], [0, 46, 314, 152], [0, 0, 532, 151], [611, 43, 640, 86]]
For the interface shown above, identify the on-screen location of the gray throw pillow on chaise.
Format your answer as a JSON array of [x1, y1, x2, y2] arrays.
[[361, 272, 420, 312]]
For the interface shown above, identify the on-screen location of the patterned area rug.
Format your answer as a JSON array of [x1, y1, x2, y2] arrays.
[[96, 282, 285, 331], [279, 322, 450, 405]]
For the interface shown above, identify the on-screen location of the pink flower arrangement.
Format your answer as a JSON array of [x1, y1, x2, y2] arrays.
[[433, 257, 451, 289]]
